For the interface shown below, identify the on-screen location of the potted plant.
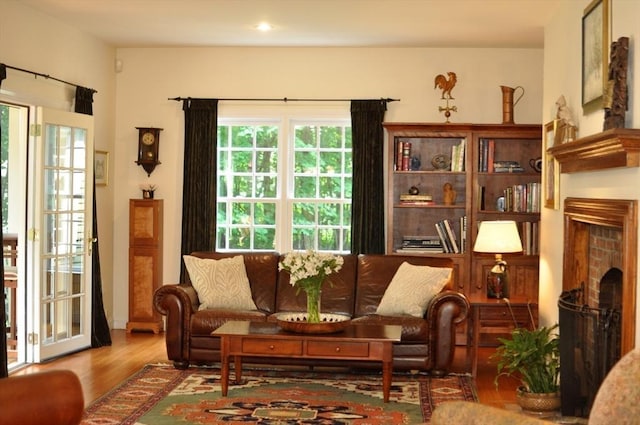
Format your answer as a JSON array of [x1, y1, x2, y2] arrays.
[[492, 324, 561, 414]]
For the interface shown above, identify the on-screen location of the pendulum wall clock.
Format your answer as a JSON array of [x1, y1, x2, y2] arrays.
[[135, 127, 163, 176]]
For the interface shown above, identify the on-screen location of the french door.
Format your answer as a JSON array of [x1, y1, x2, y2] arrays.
[[26, 107, 94, 362]]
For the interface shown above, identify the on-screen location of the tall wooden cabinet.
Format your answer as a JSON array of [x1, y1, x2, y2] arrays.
[[384, 123, 541, 302], [126, 199, 163, 333]]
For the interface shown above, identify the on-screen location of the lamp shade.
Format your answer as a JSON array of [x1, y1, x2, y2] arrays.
[[473, 220, 523, 253]]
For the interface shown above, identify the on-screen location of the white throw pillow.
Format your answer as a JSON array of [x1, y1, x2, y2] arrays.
[[183, 255, 258, 311], [376, 262, 452, 317]]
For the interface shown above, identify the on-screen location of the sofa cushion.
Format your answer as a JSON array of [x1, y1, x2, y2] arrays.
[[183, 255, 258, 311], [376, 262, 452, 317]]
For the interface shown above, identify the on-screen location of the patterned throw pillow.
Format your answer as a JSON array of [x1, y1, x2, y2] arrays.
[[183, 255, 258, 311], [376, 262, 452, 317]]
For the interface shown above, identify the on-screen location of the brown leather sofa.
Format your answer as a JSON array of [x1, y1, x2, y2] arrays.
[[0, 370, 84, 425], [153, 252, 469, 375]]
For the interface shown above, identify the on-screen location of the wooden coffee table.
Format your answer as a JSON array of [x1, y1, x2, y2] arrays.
[[213, 321, 402, 402]]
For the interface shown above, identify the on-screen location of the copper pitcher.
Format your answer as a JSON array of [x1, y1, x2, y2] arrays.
[[501, 85, 524, 124]]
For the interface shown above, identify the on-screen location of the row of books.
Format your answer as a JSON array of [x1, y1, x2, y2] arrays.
[[398, 218, 539, 255], [450, 139, 466, 172], [520, 220, 540, 255], [502, 182, 541, 213], [397, 217, 467, 254], [394, 140, 466, 172], [395, 141, 416, 171], [478, 139, 525, 173]]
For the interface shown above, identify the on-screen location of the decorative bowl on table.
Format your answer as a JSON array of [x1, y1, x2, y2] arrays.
[[274, 312, 352, 334]]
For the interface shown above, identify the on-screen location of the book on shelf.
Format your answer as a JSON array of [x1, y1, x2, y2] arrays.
[[402, 142, 411, 171], [399, 200, 435, 206], [478, 139, 494, 172], [402, 235, 442, 248], [459, 215, 467, 253], [400, 194, 433, 201], [493, 160, 524, 173], [487, 139, 495, 173], [396, 247, 445, 254]]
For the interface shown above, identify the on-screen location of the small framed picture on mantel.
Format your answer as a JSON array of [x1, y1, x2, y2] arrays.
[[543, 121, 559, 210]]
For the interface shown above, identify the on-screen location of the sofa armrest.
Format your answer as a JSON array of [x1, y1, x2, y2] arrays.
[[432, 401, 554, 425], [153, 283, 199, 368], [425, 290, 469, 375]]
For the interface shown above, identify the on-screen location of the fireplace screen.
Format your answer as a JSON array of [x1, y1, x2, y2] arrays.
[[558, 287, 621, 417]]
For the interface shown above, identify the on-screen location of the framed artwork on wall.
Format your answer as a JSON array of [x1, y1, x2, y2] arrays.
[[582, 0, 609, 110], [544, 121, 559, 209], [95, 150, 109, 186]]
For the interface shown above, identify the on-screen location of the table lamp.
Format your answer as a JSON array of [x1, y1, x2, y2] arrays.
[[473, 220, 523, 298]]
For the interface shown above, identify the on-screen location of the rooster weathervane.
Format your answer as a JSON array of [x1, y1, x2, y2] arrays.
[[434, 71, 458, 123]]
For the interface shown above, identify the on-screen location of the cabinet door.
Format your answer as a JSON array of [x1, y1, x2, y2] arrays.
[[472, 256, 539, 300], [130, 199, 163, 246], [127, 246, 163, 331]]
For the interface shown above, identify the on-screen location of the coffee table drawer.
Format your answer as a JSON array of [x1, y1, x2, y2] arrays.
[[307, 341, 369, 357], [241, 338, 303, 355]]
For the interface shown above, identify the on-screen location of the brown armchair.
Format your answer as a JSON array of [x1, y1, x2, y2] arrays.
[[431, 347, 640, 424], [0, 370, 84, 425]]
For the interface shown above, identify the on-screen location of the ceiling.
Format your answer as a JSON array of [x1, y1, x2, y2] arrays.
[[20, 0, 559, 48]]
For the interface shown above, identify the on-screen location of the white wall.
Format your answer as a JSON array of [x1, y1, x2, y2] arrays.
[[541, 0, 640, 346], [0, 2, 117, 324], [112, 46, 543, 328], [0, 1, 545, 330]]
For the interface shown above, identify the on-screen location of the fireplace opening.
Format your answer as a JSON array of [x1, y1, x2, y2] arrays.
[[559, 279, 622, 417]]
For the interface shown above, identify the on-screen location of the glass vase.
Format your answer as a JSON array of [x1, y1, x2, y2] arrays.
[[305, 287, 321, 323]]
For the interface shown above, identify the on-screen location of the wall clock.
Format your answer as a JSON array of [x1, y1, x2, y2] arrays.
[[135, 127, 163, 176]]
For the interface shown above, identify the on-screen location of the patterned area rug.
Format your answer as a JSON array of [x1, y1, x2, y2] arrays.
[[81, 364, 477, 424]]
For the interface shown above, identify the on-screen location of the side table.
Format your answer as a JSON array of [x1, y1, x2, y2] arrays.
[[467, 294, 538, 377]]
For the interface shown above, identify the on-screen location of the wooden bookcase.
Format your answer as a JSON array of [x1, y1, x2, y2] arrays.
[[384, 123, 541, 306], [126, 199, 164, 333]]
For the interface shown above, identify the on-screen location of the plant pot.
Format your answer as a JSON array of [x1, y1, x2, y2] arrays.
[[516, 387, 561, 416]]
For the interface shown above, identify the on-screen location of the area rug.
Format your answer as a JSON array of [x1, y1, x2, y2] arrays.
[[81, 364, 477, 424]]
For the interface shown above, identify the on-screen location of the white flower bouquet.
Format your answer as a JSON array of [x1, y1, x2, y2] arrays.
[[278, 250, 344, 322]]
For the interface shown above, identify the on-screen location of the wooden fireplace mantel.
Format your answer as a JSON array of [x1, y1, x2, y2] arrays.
[[548, 128, 640, 173]]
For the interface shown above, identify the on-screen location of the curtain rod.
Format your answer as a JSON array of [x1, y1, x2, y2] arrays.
[[169, 96, 399, 102], [2, 63, 97, 93]]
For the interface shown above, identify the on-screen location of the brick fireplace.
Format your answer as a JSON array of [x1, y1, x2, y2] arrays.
[[559, 197, 637, 416]]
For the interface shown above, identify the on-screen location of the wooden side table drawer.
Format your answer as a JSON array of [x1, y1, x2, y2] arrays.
[[241, 338, 303, 355], [479, 305, 532, 324], [307, 341, 370, 357]]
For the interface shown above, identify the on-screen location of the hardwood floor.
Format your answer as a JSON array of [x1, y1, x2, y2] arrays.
[[12, 330, 518, 409]]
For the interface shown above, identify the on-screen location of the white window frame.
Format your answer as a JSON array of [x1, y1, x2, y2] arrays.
[[217, 103, 351, 253]]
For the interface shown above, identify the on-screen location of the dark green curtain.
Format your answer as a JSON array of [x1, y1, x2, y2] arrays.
[[0, 63, 8, 377], [350, 99, 388, 254], [75, 86, 111, 347], [180, 99, 218, 282]]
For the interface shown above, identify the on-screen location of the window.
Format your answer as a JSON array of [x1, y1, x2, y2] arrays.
[[216, 117, 352, 253]]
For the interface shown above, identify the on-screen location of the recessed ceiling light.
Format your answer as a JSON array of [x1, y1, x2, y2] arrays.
[[255, 22, 273, 32]]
